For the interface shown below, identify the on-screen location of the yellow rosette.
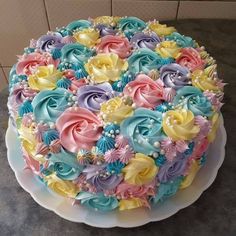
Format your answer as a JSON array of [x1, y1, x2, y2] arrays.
[[180, 160, 200, 189], [155, 41, 181, 59], [163, 109, 200, 141], [148, 21, 176, 36], [207, 112, 220, 142], [19, 125, 37, 157], [191, 69, 221, 92], [119, 198, 148, 211], [28, 65, 62, 91], [100, 97, 133, 124], [122, 153, 158, 185], [73, 28, 100, 48], [45, 174, 80, 198], [93, 16, 120, 26], [85, 53, 128, 83], [19, 125, 46, 163]]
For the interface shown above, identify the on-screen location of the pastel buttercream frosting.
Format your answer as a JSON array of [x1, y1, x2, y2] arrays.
[[8, 16, 225, 212]]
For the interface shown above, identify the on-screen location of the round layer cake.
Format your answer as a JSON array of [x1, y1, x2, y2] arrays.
[[7, 16, 225, 212]]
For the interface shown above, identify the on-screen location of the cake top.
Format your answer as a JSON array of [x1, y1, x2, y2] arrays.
[[8, 16, 225, 211]]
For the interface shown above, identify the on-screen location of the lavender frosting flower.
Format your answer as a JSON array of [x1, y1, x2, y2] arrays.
[[83, 164, 122, 191], [95, 24, 117, 37], [36, 33, 65, 52], [130, 32, 161, 50], [157, 156, 188, 183], [160, 63, 190, 90], [77, 83, 115, 112]]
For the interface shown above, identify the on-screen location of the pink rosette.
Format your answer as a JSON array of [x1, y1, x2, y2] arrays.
[[16, 52, 59, 75], [96, 35, 131, 59], [176, 48, 205, 71], [56, 107, 102, 152], [116, 181, 156, 199], [123, 74, 164, 109]]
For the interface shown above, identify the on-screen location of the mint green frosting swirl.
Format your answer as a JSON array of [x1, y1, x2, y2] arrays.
[[128, 48, 165, 74], [32, 88, 71, 123], [118, 17, 146, 34], [61, 43, 94, 64], [76, 192, 119, 211], [48, 148, 83, 180], [173, 86, 213, 117], [165, 32, 196, 48], [66, 19, 91, 33], [120, 108, 164, 156], [151, 177, 183, 204]]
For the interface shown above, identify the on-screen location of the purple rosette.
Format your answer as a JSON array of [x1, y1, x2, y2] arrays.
[[157, 156, 188, 183], [77, 83, 115, 112], [130, 32, 161, 50], [160, 63, 190, 90], [95, 24, 117, 37], [36, 33, 65, 52], [83, 164, 123, 191]]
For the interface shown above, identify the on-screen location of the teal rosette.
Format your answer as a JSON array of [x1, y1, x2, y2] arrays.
[[75, 191, 119, 211], [128, 48, 173, 74], [32, 88, 71, 123], [48, 148, 83, 180], [165, 32, 196, 48], [61, 43, 94, 64], [173, 86, 213, 117], [120, 108, 164, 156], [151, 176, 183, 204], [118, 17, 146, 37], [66, 19, 91, 33]]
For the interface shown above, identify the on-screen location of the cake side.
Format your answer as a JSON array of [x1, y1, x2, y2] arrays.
[[7, 16, 225, 212]]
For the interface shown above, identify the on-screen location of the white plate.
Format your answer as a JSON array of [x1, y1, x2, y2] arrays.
[[6, 117, 226, 228]]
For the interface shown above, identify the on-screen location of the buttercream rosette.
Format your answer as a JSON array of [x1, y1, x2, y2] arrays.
[[8, 16, 225, 212]]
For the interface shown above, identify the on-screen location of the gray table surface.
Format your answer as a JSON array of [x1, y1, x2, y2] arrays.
[[0, 19, 236, 236]]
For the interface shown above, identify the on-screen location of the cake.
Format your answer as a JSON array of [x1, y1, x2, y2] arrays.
[[7, 16, 225, 212]]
